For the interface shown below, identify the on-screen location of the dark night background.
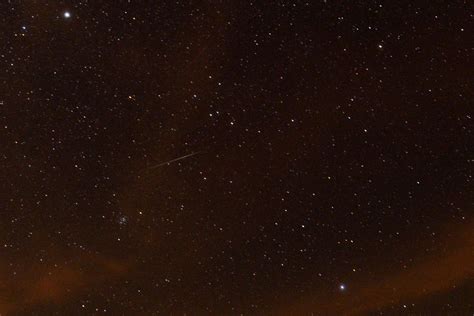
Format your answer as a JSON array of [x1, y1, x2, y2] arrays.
[[1, 1, 473, 315]]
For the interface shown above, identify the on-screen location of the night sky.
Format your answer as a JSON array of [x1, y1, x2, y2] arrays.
[[1, 1, 474, 315]]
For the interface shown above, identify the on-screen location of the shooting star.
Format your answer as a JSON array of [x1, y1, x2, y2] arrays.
[[147, 151, 202, 170]]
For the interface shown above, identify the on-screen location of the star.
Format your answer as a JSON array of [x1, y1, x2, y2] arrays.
[[339, 284, 346, 291], [63, 11, 71, 19]]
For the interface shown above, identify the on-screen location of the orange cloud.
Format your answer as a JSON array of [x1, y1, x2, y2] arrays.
[[0, 253, 129, 315], [28, 266, 85, 303], [275, 220, 474, 315]]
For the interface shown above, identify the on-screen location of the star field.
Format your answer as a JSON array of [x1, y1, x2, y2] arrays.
[[1, 1, 473, 315]]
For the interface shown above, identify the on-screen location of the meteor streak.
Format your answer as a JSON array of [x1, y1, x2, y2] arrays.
[[147, 152, 202, 170]]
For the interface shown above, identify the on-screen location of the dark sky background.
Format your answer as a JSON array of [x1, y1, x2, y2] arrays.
[[1, 1, 473, 315]]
